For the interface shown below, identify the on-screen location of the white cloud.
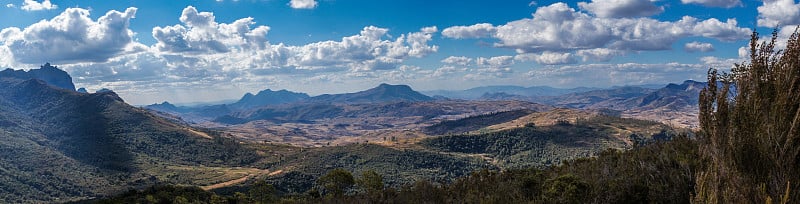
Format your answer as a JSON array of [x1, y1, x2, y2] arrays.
[[441, 23, 496, 39], [684, 41, 715, 52], [21, 0, 57, 11], [152, 6, 270, 54], [0, 7, 139, 64], [280, 26, 438, 71], [443, 2, 750, 61], [514, 52, 576, 65], [681, 0, 741, 8], [5, 4, 14, 8], [690, 18, 749, 41], [526, 62, 715, 87], [738, 46, 748, 58], [441, 56, 473, 66], [289, 0, 318, 9], [431, 65, 464, 78], [575, 48, 624, 62], [578, 0, 663, 18], [476, 56, 514, 67], [757, 0, 800, 27], [699, 56, 739, 70]]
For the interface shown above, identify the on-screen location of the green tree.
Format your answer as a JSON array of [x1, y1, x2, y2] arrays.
[[695, 28, 800, 203], [357, 170, 384, 195], [543, 174, 589, 204], [249, 180, 276, 204], [317, 168, 355, 198]]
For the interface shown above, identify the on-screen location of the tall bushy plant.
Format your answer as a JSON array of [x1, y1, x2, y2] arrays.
[[695, 28, 800, 203]]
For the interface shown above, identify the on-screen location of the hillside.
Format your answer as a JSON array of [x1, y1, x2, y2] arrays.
[[0, 76, 261, 202], [423, 109, 535, 135], [420, 109, 676, 169]]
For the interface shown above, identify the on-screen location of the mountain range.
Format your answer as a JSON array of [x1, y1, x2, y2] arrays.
[[422, 85, 601, 100], [0, 64, 704, 202]]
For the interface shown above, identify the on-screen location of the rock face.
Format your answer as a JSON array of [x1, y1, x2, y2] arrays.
[[0, 63, 76, 91], [231, 89, 310, 109]]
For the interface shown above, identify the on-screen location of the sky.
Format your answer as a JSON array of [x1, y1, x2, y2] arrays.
[[0, 0, 798, 105]]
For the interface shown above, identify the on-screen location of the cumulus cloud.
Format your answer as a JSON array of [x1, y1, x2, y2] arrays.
[[443, 2, 750, 62], [757, 0, 800, 27], [526, 62, 713, 87], [277, 26, 438, 71], [441, 56, 473, 66], [681, 0, 741, 8], [0, 7, 139, 64], [700, 56, 739, 67], [684, 41, 715, 52], [6, 4, 14, 8], [21, 0, 57, 11], [147, 6, 440, 77], [514, 52, 576, 65], [575, 48, 624, 62], [737, 46, 748, 58], [289, 0, 318, 9], [441, 23, 496, 39], [578, 0, 663, 18], [476, 56, 514, 68], [152, 6, 270, 54], [431, 65, 465, 78]]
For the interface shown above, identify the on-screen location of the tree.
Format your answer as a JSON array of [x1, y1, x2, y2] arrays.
[[317, 168, 355, 198], [357, 170, 384, 195], [249, 180, 276, 204], [542, 174, 589, 204], [695, 28, 800, 203]]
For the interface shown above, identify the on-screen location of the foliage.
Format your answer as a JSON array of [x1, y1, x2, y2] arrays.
[[97, 136, 698, 203], [357, 169, 384, 195], [260, 143, 493, 194], [695, 28, 800, 203], [94, 185, 215, 204], [249, 180, 276, 204], [316, 168, 355, 198]]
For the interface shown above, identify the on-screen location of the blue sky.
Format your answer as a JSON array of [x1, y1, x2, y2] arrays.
[[0, 0, 797, 105]]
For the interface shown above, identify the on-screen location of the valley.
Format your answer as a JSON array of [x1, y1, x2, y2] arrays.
[[0, 64, 696, 202]]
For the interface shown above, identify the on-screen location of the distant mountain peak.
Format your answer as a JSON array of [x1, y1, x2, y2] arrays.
[[0, 63, 76, 91], [306, 83, 432, 104], [665, 80, 707, 92], [231, 88, 310, 109], [371, 83, 414, 91]]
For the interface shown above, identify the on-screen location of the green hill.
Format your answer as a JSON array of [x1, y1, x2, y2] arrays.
[[0, 78, 260, 203]]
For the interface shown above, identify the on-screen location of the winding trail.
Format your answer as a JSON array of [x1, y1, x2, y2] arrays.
[[200, 169, 274, 191]]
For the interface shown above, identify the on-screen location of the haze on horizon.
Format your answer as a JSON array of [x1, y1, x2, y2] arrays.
[[0, 0, 798, 105]]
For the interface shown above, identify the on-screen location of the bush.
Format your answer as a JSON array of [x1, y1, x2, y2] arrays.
[[695, 28, 800, 203]]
